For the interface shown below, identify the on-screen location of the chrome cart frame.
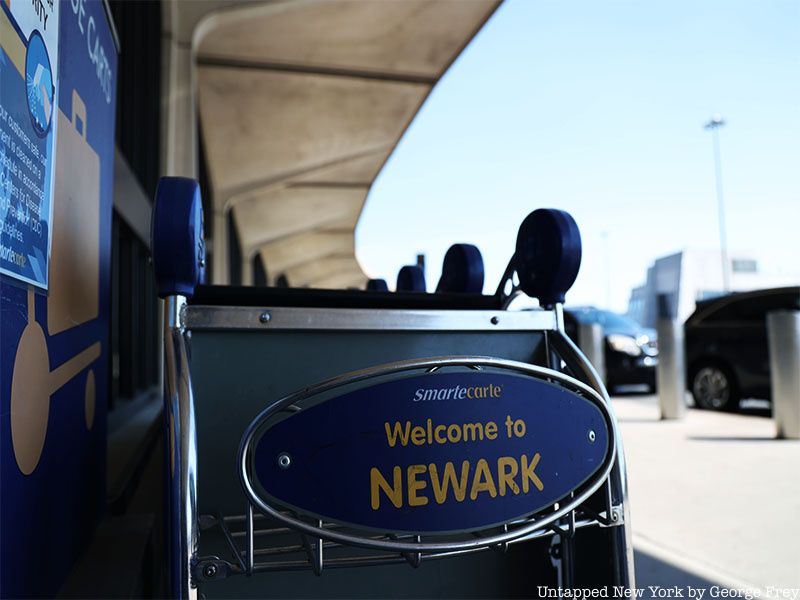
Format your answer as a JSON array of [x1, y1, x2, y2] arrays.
[[162, 300, 634, 598], [153, 178, 634, 599]]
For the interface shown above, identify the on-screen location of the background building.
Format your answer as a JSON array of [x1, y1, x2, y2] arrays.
[[627, 248, 800, 327]]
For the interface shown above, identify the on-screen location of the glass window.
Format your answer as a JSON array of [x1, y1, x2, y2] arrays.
[[703, 291, 799, 323], [697, 290, 725, 301], [731, 259, 758, 273], [110, 216, 159, 407], [567, 309, 644, 333]]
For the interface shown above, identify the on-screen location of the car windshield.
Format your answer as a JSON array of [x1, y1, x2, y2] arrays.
[[571, 309, 643, 332]]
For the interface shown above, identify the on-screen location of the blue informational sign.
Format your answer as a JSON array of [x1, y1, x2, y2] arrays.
[[1, 1, 117, 597], [0, 0, 59, 288], [254, 372, 611, 534]]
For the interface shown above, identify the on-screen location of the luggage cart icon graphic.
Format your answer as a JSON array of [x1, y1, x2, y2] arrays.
[[10, 90, 102, 475], [49, 90, 100, 333]]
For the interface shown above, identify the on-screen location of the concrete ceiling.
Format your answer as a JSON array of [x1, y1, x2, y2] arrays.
[[257, 231, 353, 275], [194, 0, 500, 287]]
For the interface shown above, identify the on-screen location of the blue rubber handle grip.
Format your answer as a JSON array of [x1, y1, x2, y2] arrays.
[[151, 177, 206, 298], [515, 208, 582, 306], [436, 243, 484, 293], [396, 265, 426, 293]]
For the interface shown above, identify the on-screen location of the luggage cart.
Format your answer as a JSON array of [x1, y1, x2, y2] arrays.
[[152, 177, 635, 599]]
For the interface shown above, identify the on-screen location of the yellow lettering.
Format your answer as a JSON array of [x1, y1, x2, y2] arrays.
[[429, 461, 470, 503], [434, 425, 447, 444], [469, 458, 497, 500], [497, 456, 520, 496], [411, 426, 426, 445], [407, 464, 429, 506], [370, 466, 403, 509], [384, 421, 411, 447], [521, 453, 544, 492], [447, 424, 462, 443], [485, 421, 498, 439], [462, 423, 484, 442]]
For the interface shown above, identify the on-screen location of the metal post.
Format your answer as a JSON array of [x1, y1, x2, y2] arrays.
[[705, 115, 729, 292], [163, 295, 199, 599], [578, 322, 606, 385], [550, 303, 574, 589], [656, 318, 686, 420], [551, 332, 636, 589], [601, 231, 611, 309], [767, 311, 800, 439]]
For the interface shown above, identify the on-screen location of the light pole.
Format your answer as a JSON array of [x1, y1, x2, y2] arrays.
[[704, 114, 729, 292], [600, 230, 611, 309]]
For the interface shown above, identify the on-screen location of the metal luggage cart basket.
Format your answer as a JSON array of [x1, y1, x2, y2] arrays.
[[152, 178, 634, 599]]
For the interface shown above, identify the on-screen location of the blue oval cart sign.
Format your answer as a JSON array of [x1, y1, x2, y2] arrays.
[[252, 370, 611, 534]]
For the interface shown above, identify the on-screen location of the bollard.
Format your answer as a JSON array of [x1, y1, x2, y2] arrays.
[[767, 311, 800, 439], [578, 322, 606, 385], [656, 318, 686, 420]]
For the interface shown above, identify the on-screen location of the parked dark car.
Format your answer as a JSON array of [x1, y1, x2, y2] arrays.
[[684, 286, 800, 411], [564, 307, 658, 392]]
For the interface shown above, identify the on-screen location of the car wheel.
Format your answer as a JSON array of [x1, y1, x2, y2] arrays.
[[691, 363, 739, 411]]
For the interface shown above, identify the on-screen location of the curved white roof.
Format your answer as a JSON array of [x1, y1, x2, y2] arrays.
[[192, 0, 500, 287]]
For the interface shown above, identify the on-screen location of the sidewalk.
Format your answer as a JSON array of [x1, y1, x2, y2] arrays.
[[612, 395, 800, 591]]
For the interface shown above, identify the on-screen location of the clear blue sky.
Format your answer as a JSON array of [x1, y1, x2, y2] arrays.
[[356, 0, 800, 312]]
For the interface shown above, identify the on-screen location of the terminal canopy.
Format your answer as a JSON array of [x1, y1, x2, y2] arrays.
[[190, 0, 500, 287]]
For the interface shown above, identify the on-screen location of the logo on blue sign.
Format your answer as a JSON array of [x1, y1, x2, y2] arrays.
[[25, 30, 54, 136]]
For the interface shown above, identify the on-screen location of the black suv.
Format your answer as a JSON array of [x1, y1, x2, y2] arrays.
[[684, 286, 800, 411], [564, 307, 658, 392]]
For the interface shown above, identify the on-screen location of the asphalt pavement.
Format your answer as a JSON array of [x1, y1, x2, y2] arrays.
[[612, 394, 800, 593]]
